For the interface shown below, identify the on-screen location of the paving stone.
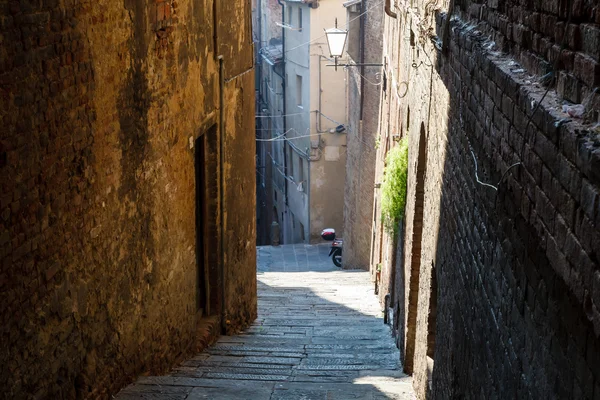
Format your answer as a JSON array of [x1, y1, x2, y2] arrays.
[[173, 366, 294, 377], [117, 394, 188, 400], [207, 350, 307, 358], [186, 386, 272, 399], [305, 344, 397, 350], [291, 375, 354, 383], [242, 356, 302, 364], [202, 372, 289, 381], [296, 364, 394, 371], [191, 361, 292, 369], [209, 345, 306, 353], [117, 244, 416, 400], [117, 385, 192, 399]]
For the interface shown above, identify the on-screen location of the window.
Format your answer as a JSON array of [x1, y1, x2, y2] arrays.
[[296, 74, 303, 107], [288, 6, 292, 25], [298, 8, 303, 30]]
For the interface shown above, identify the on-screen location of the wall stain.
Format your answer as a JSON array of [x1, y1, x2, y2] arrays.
[[118, 0, 156, 294]]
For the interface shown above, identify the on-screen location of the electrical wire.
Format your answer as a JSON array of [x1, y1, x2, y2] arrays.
[[316, 110, 345, 127], [348, 69, 383, 86], [469, 145, 498, 191], [256, 131, 321, 142], [268, 151, 297, 185], [256, 128, 295, 141], [255, 111, 310, 118]]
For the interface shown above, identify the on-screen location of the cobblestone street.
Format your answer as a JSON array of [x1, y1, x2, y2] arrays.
[[117, 244, 415, 399]]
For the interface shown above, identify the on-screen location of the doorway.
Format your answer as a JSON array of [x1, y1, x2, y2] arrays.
[[195, 126, 220, 317], [404, 123, 428, 373]]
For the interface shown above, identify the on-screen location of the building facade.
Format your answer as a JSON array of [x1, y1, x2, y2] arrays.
[[254, 0, 283, 245], [0, 1, 257, 398], [370, 0, 600, 398], [342, 0, 384, 270]]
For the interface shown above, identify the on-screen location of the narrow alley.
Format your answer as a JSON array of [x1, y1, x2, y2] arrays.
[[116, 244, 415, 399]]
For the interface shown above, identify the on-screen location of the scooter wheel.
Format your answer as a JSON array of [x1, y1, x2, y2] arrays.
[[332, 248, 342, 268]]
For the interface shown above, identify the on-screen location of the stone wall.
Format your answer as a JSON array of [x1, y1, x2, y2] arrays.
[[0, 0, 256, 398], [374, 0, 600, 398], [343, 0, 384, 270]]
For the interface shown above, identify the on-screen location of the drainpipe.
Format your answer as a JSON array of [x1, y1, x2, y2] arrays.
[[306, 145, 311, 243], [218, 56, 227, 334], [385, 0, 397, 18], [315, 56, 330, 134], [359, 1, 366, 121]]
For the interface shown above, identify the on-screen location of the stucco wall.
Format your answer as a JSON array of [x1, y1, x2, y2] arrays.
[[307, 0, 348, 242]]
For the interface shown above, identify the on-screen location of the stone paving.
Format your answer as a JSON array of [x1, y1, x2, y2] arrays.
[[117, 244, 415, 399]]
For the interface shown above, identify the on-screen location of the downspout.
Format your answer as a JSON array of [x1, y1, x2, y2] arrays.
[[316, 56, 328, 133], [318, 55, 323, 131], [307, 150, 310, 243], [359, 1, 366, 120], [218, 56, 227, 334], [385, 0, 397, 18]]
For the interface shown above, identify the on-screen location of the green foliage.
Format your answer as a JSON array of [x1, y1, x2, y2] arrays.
[[375, 135, 381, 150], [380, 138, 409, 235]]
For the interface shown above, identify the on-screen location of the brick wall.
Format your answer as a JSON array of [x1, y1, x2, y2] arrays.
[[0, 0, 256, 398], [374, 0, 600, 398], [343, 0, 384, 271]]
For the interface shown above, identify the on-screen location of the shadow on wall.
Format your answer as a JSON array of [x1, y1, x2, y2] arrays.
[[392, 6, 600, 400]]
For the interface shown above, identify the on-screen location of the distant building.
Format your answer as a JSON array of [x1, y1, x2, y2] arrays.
[[255, 0, 349, 244], [254, 0, 284, 245]]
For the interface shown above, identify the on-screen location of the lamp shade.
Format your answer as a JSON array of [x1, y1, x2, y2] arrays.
[[324, 27, 348, 58]]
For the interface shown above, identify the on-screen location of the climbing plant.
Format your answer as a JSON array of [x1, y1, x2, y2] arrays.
[[380, 138, 409, 236]]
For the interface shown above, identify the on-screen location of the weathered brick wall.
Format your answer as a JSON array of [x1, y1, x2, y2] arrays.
[[376, 0, 600, 398], [459, 0, 600, 104], [0, 0, 255, 398], [432, 4, 600, 398], [370, 0, 413, 313]]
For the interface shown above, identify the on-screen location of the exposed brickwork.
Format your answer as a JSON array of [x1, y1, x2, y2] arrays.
[[0, 0, 256, 398], [373, 0, 600, 398], [343, 0, 384, 271]]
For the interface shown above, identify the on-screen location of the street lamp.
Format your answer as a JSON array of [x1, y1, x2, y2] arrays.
[[324, 19, 384, 70], [324, 18, 347, 70]]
